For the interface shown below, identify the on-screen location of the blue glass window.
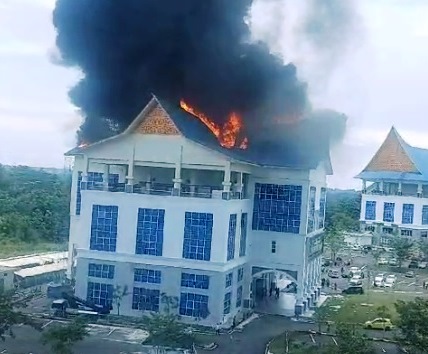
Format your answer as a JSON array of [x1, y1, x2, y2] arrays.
[[76, 172, 119, 215], [179, 292, 209, 318], [132, 287, 160, 311], [90, 205, 118, 252], [383, 202, 395, 222], [307, 187, 316, 233], [181, 273, 210, 289], [135, 208, 165, 256], [88, 263, 115, 279], [319, 188, 327, 229], [237, 267, 244, 282], [134, 268, 161, 284], [182, 212, 213, 261], [365, 201, 376, 221], [239, 213, 248, 257], [225, 272, 233, 288], [252, 183, 302, 234], [423, 206, 428, 225], [402, 204, 414, 224], [223, 292, 231, 314], [227, 214, 237, 261], [87, 282, 113, 307], [236, 286, 242, 308]]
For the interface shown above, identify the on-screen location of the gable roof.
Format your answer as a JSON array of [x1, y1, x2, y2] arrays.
[[66, 96, 332, 172], [356, 127, 428, 181]]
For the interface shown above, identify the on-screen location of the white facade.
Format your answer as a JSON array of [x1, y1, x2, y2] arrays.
[[66, 100, 329, 325]]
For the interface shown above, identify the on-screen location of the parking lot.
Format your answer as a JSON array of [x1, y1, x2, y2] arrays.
[[322, 248, 428, 295]]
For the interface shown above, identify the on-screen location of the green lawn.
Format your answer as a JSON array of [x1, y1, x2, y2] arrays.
[[0, 240, 67, 258], [323, 291, 428, 324]]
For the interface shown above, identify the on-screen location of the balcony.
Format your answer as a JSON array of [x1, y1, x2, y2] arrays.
[[363, 181, 428, 198]]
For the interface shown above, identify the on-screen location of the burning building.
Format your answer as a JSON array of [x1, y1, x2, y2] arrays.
[[65, 95, 330, 322]]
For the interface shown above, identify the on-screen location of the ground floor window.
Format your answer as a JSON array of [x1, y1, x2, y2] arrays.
[[421, 231, 428, 238], [365, 225, 375, 232], [382, 227, 393, 234], [236, 286, 242, 308], [380, 237, 391, 245], [87, 282, 113, 307], [401, 229, 413, 237], [132, 287, 160, 312], [179, 292, 209, 318]]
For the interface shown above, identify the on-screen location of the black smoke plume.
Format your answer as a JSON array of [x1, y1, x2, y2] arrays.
[[53, 0, 346, 147]]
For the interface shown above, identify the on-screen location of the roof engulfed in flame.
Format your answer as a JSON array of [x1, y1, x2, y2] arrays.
[[180, 100, 247, 149]]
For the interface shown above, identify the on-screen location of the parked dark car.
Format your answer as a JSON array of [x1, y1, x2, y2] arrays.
[[342, 286, 364, 295], [409, 260, 419, 269]]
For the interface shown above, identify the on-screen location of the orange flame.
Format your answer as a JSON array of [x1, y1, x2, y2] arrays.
[[180, 100, 248, 149]]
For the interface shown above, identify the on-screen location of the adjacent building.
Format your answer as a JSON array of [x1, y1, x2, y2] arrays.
[[65, 96, 330, 325], [357, 127, 428, 245]]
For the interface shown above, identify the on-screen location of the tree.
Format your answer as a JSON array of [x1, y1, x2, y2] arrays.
[[418, 240, 428, 261], [395, 297, 428, 353], [112, 285, 129, 316], [324, 226, 345, 261], [313, 305, 331, 333], [41, 318, 89, 354], [141, 293, 196, 353], [390, 238, 414, 268], [325, 323, 375, 354]]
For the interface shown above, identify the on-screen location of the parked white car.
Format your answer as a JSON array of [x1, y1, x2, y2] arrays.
[[374, 273, 385, 287], [350, 275, 363, 286], [383, 275, 396, 288], [378, 258, 388, 265]]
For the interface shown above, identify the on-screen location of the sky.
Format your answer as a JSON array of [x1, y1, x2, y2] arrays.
[[1, 0, 428, 189]]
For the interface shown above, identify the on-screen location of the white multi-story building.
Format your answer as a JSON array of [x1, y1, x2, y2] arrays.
[[357, 127, 428, 245], [65, 96, 330, 325]]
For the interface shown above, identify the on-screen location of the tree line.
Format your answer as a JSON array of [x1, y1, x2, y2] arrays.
[[0, 165, 71, 248]]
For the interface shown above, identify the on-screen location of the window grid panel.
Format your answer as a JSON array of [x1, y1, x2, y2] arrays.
[[383, 202, 395, 222], [252, 183, 302, 234], [179, 292, 209, 318], [90, 205, 118, 252], [135, 208, 165, 256], [131, 287, 160, 312], [307, 187, 316, 233], [227, 214, 237, 261], [88, 263, 115, 279], [402, 204, 414, 224], [182, 212, 213, 261], [319, 187, 327, 229], [225, 272, 233, 288], [134, 268, 161, 284], [180, 273, 210, 289], [239, 213, 248, 257], [423, 206, 428, 225], [271, 241, 276, 253], [223, 292, 231, 314], [236, 286, 243, 308], [365, 201, 376, 221], [87, 282, 113, 307], [237, 267, 244, 282]]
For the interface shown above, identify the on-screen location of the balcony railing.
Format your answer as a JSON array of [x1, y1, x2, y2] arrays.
[[84, 182, 247, 200], [363, 190, 426, 198]]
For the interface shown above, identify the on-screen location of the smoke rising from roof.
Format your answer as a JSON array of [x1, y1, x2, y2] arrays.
[[53, 0, 350, 148]]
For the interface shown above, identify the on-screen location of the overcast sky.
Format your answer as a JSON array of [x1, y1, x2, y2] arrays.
[[1, 0, 428, 190]]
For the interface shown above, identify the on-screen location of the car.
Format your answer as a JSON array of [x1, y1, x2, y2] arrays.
[[374, 273, 385, 286], [388, 258, 398, 266], [409, 260, 419, 269], [418, 262, 427, 269], [328, 269, 340, 278], [349, 276, 363, 286], [405, 271, 415, 278], [383, 275, 396, 288], [364, 318, 393, 330], [342, 286, 364, 295], [349, 266, 360, 273], [378, 257, 388, 265], [351, 245, 361, 251]]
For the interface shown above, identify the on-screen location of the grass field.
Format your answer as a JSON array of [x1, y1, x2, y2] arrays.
[[323, 291, 428, 324], [0, 240, 67, 258]]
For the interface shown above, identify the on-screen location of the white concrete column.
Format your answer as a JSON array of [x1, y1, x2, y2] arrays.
[[362, 179, 367, 193], [236, 171, 244, 199], [379, 181, 384, 193], [102, 164, 110, 191], [398, 181, 402, 195], [126, 145, 135, 193], [222, 161, 232, 200], [81, 155, 89, 189], [418, 183, 423, 197], [172, 146, 183, 196]]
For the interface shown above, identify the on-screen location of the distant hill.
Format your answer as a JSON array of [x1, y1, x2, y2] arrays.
[[326, 188, 361, 231]]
